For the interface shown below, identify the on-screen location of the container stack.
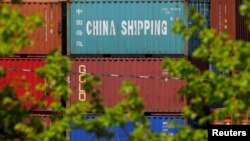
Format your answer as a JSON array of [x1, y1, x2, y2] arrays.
[[188, 0, 210, 71], [67, 0, 210, 139], [2, 0, 249, 139], [68, 0, 186, 139], [210, 0, 250, 125], [210, 0, 250, 74], [0, 0, 66, 127]]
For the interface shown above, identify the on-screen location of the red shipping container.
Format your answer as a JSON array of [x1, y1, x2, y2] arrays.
[[27, 111, 54, 129], [0, 0, 63, 55], [210, 0, 250, 40], [0, 58, 52, 110], [211, 109, 250, 125], [69, 58, 186, 113]]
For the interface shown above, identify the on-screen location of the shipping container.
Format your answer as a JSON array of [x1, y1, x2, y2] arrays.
[[188, 57, 209, 72], [70, 115, 185, 141], [0, 58, 53, 109], [69, 58, 186, 113], [211, 109, 250, 125], [68, 0, 187, 55], [210, 0, 250, 40], [0, 0, 63, 55], [188, 0, 210, 54], [29, 112, 53, 129], [209, 64, 230, 77]]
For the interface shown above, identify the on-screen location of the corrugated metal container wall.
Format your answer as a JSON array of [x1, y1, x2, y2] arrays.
[[70, 115, 185, 141], [68, 0, 186, 55], [0, 58, 53, 109], [29, 112, 53, 129], [211, 109, 250, 125], [210, 0, 236, 39], [188, 57, 209, 72], [236, 0, 250, 41], [0, 0, 63, 54], [69, 58, 186, 113], [211, 0, 250, 40], [209, 64, 229, 77], [188, 0, 210, 54]]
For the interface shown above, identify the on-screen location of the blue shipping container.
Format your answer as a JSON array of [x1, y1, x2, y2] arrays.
[[188, 0, 210, 54], [209, 64, 230, 77], [68, 0, 186, 55], [70, 115, 185, 141]]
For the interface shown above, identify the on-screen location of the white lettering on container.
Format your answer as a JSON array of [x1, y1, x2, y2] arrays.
[[86, 20, 168, 36], [86, 20, 116, 36]]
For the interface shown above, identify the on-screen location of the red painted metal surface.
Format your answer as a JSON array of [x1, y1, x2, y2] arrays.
[[210, 0, 236, 39], [0, 0, 63, 54], [0, 58, 52, 110], [69, 58, 186, 113], [212, 115, 250, 125], [211, 0, 250, 40], [211, 109, 250, 125]]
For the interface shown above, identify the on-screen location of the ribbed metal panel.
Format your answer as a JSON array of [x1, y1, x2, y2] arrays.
[[0, 58, 53, 110], [68, 0, 186, 55], [70, 115, 185, 141], [188, 0, 210, 54], [0, 1, 63, 55], [70, 58, 186, 113]]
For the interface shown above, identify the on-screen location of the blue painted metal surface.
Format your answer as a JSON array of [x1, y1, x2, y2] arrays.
[[209, 64, 230, 77], [68, 0, 186, 55], [188, 0, 210, 54], [70, 115, 185, 141]]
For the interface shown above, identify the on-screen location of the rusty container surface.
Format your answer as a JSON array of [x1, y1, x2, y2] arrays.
[[69, 58, 186, 113], [0, 0, 63, 55], [211, 0, 250, 40], [0, 58, 53, 110]]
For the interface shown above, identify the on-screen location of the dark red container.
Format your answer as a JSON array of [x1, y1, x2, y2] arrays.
[[69, 58, 186, 113], [0, 0, 63, 55], [211, 0, 250, 40], [211, 109, 250, 125], [188, 57, 209, 72], [28, 111, 53, 128], [0, 58, 53, 109]]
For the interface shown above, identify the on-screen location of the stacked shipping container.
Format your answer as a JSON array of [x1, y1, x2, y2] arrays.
[[0, 0, 63, 55], [67, 0, 212, 139], [68, 0, 186, 55], [1, 0, 250, 138], [8, 0, 250, 139], [70, 115, 185, 141], [0, 58, 53, 109], [210, 0, 248, 74], [0, 0, 65, 136], [211, 0, 250, 40], [188, 0, 210, 54], [67, 0, 191, 139], [69, 58, 186, 113]]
